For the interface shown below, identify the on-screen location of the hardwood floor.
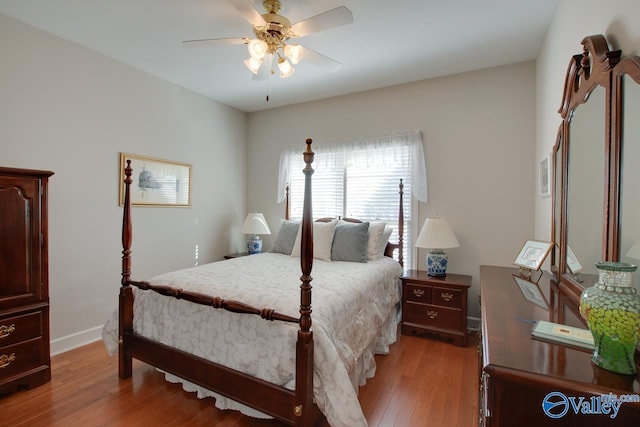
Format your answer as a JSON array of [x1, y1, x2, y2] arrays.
[[1, 331, 479, 427]]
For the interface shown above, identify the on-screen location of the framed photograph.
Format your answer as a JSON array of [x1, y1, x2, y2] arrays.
[[539, 154, 551, 197], [513, 275, 549, 309], [119, 153, 191, 207], [514, 240, 553, 271], [566, 245, 583, 274]]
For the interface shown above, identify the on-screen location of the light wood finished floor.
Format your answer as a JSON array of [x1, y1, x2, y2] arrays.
[[1, 331, 479, 427]]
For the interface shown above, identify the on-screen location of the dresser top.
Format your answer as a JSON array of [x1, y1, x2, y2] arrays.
[[480, 265, 639, 394]]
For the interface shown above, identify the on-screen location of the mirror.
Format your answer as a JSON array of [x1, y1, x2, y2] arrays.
[[618, 64, 640, 288], [551, 128, 562, 272], [553, 35, 640, 324], [566, 86, 606, 277]]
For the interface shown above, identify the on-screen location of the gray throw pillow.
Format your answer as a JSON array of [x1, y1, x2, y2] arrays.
[[271, 220, 299, 255], [331, 222, 369, 262]]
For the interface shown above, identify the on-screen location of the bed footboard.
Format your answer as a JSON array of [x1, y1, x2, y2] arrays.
[[118, 140, 320, 426]]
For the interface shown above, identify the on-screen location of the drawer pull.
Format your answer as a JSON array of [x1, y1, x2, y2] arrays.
[[0, 324, 16, 339], [412, 288, 425, 298], [427, 310, 438, 319], [441, 292, 453, 302], [0, 353, 16, 369]]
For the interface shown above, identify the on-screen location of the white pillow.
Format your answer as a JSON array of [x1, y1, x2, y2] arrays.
[[291, 220, 337, 262], [367, 222, 387, 261], [378, 226, 394, 257]]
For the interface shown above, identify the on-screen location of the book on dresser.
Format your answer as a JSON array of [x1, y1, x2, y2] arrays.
[[531, 320, 595, 350]]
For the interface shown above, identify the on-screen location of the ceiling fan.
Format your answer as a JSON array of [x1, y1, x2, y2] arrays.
[[182, 0, 353, 81]]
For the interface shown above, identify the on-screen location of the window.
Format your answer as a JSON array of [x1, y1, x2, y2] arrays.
[[278, 131, 427, 268]]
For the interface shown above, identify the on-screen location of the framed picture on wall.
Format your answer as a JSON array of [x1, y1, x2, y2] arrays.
[[539, 154, 550, 197], [119, 153, 191, 207]]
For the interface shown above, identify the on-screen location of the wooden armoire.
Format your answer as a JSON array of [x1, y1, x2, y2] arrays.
[[0, 167, 53, 394]]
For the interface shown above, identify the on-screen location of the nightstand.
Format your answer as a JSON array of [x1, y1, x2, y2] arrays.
[[400, 269, 472, 346], [223, 252, 248, 260]]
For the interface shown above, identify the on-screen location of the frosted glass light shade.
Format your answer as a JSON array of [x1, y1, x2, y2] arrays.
[[284, 44, 303, 64], [247, 39, 268, 59], [244, 56, 263, 74], [277, 57, 295, 78]]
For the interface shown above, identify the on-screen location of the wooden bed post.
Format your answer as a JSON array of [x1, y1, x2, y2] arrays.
[[295, 139, 315, 426], [119, 160, 134, 379], [398, 179, 404, 267], [285, 185, 290, 220]]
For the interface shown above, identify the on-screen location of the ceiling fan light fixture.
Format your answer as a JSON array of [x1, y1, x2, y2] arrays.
[[244, 56, 263, 74], [277, 57, 295, 78], [247, 39, 268, 59], [284, 44, 303, 64]]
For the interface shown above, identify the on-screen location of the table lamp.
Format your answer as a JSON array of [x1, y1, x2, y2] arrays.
[[415, 217, 459, 276], [241, 213, 271, 254]]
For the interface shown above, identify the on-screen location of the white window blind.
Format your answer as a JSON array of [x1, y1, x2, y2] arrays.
[[280, 131, 427, 268]]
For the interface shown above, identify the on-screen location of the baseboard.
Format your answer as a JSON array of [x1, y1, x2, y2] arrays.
[[467, 315, 481, 332], [50, 325, 103, 356]]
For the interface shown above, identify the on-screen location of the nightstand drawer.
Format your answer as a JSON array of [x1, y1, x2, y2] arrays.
[[0, 311, 44, 347], [404, 284, 432, 304], [403, 302, 461, 330], [433, 287, 462, 308]]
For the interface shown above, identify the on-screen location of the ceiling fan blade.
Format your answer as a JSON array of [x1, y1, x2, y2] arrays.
[[291, 6, 353, 37], [182, 37, 248, 47], [302, 47, 342, 73], [228, 0, 266, 27]]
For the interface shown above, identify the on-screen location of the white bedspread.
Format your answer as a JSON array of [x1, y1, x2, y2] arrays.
[[103, 252, 402, 427]]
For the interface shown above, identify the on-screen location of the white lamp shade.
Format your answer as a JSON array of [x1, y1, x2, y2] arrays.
[[415, 217, 459, 249], [241, 213, 271, 235]]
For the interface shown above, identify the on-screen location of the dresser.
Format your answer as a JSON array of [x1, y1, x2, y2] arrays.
[[479, 265, 640, 426], [401, 270, 471, 346], [0, 167, 53, 394]]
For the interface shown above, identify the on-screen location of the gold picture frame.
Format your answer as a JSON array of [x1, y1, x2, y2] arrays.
[[119, 153, 191, 207]]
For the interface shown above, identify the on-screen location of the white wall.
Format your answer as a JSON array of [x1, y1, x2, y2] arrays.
[[0, 14, 248, 354], [247, 62, 537, 319], [534, 0, 640, 243]]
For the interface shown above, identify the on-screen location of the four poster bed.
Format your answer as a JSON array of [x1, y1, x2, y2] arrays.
[[102, 139, 405, 427]]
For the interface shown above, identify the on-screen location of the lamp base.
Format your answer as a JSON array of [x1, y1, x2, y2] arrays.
[[247, 235, 262, 254], [427, 249, 448, 276]]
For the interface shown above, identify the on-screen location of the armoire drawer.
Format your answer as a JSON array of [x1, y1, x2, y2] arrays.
[[0, 310, 44, 347], [0, 338, 47, 382]]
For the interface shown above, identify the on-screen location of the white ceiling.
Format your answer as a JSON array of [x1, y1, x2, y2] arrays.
[[0, 0, 559, 113]]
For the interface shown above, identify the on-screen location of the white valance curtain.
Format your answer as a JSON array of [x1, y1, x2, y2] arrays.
[[277, 130, 428, 203]]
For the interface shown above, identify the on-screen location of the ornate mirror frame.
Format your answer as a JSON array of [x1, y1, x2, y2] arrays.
[[553, 34, 640, 323]]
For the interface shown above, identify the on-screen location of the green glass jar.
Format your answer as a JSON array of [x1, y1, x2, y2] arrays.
[[579, 261, 640, 375]]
